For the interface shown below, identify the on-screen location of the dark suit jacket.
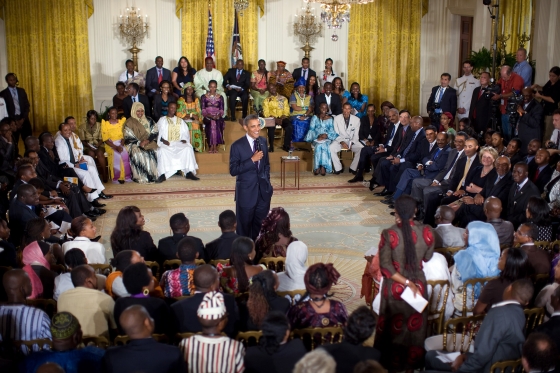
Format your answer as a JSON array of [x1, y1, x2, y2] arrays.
[[517, 99, 544, 155], [205, 231, 239, 260], [423, 145, 451, 179], [245, 339, 307, 373], [113, 230, 158, 262], [171, 291, 239, 337], [427, 86, 457, 116], [101, 338, 185, 373], [157, 233, 205, 263], [521, 243, 551, 275], [223, 68, 251, 92], [358, 116, 381, 145], [322, 341, 381, 373], [314, 93, 342, 116], [8, 198, 37, 245], [530, 165, 553, 193], [389, 124, 409, 156], [534, 315, 560, 353], [398, 129, 427, 165], [480, 172, 514, 216], [292, 67, 316, 83], [0, 137, 14, 174], [229, 136, 272, 208], [448, 155, 481, 192], [145, 66, 172, 98], [152, 94, 176, 123], [507, 179, 541, 228], [0, 87, 30, 118], [468, 86, 493, 134], [123, 94, 151, 119], [435, 148, 462, 182]]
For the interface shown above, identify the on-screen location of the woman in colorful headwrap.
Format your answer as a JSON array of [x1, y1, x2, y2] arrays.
[[22, 223, 56, 299], [342, 82, 368, 119], [254, 207, 298, 262], [123, 102, 159, 183], [201, 80, 225, 154], [290, 77, 314, 142], [268, 61, 294, 99], [287, 262, 348, 329], [176, 82, 204, 152], [102, 106, 132, 184], [250, 59, 271, 115]]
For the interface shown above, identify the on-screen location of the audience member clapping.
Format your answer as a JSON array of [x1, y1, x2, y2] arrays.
[[255, 207, 297, 261], [110, 206, 157, 261], [277, 241, 308, 292], [62, 216, 105, 264]]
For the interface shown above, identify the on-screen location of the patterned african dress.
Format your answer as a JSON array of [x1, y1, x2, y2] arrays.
[[250, 70, 270, 112], [374, 221, 435, 371], [160, 264, 197, 298], [123, 117, 159, 184], [304, 115, 338, 173], [176, 97, 204, 152], [287, 299, 348, 329], [268, 70, 294, 99], [290, 93, 313, 142], [342, 91, 369, 118], [201, 94, 225, 146], [217, 263, 267, 295], [101, 117, 132, 182]]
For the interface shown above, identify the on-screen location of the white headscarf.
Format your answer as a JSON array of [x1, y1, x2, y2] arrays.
[[277, 241, 308, 291]]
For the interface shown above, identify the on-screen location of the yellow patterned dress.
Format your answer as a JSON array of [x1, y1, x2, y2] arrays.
[[176, 97, 204, 152], [101, 117, 132, 182]]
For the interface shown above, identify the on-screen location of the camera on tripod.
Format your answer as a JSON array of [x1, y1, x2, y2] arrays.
[[482, 82, 501, 100], [507, 90, 524, 125]]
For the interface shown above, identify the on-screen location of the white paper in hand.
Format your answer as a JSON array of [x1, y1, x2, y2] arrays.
[[401, 286, 428, 313], [435, 351, 460, 363]]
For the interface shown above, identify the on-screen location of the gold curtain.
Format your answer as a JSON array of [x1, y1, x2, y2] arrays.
[[348, 0, 422, 115], [498, 0, 533, 55], [176, 0, 259, 73], [4, 0, 93, 133]]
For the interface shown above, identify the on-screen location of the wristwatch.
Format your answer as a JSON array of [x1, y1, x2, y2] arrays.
[[405, 279, 410, 286]]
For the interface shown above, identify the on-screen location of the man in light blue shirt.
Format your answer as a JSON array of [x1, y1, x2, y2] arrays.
[[513, 48, 532, 88]]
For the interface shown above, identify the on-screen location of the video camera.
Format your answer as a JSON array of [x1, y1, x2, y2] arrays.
[[429, 102, 441, 123], [508, 90, 524, 126], [481, 81, 501, 100]]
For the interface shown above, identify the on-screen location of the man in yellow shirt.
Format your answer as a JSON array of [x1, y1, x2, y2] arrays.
[[263, 83, 293, 152]]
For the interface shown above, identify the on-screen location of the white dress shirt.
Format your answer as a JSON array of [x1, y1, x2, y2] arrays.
[[61, 236, 106, 264]]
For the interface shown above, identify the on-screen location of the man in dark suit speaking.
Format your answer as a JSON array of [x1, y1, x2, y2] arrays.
[[223, 59, 251, 121], [229, 114, 273, 240], [427, 72, 457, 127]]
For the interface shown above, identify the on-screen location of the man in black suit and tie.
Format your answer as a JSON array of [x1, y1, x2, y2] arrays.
[[516, 88, 544, 155], [145, 56, 171, 101], [314, 82, 341, 116], [468, 72, 495, 136], [508, 162, 541, 228], [223, 59, 251, 121], [427, 73, 457, 127], [8, 184, 39, 245], [122, 83, 151, 119], [229, 114, 273, 241], [205, 210, 239, 260], [292, 57, 316, 84], [0, 73, 32, 143], [530, 149, 553, 193]]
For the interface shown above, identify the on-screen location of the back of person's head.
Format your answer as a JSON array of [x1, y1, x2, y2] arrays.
[[64, 248, 87, 270], [111, 206, 142, 253], [258, 207, 292, 239], [169, 212, 188, 232], [500, 247, 531, 282], [23, 218, 48, 247], [509, 278, 534, 305], [70, 216, 89, 237], [230, 236, 255, 292], [526, 196, 551, 226], [37, 363, 65, 373], [177, 236, 199, 263], [27, 178, 45, 192], [51, 311, 82, 347], [353, 360, 387, 373], [247, 270, 277, 327], [304, 263, 340, 296], [260, 311, 290, 355], [120, 304, 154, 339], [197, 291, 227, 330], [344, 306, 376, 345], [218, 210, 236, 231], [122, 262, 152, 295], [522, 333, 558, 373], [70, 265, 94, 288], [293, 349, 336, 373], [110, 250, 139, 272], [193, 264, 218, 291]]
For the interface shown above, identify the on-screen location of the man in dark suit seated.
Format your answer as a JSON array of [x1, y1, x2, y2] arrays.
[[101, 305, 186, 373], [508, 162, 541, 228], [505, 138, 523, 165], [205, 210, 239, 261], [468, 72, 494, 137], [427, 73, 457, 127], [514, 222, 550, 275], [530, 149, 553, 193], [171, 265, 239, 337], [158, 213, 204, 263], [516, 87, 544, 156], [8, 183, 39, 245], [292, 57, 316, 85], [533, 286, 560, 351], [145, 56, 171, 101], [223, 59, 251, 121], [522, 333, 559, 373], [0, 73, 32, 143], [122, 83, 151, 119], [314, 82, 341, 116]]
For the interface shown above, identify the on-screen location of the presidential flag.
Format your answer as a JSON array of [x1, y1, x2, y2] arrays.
[[230, 9, 243, 67], [206, 9, 216, 67]]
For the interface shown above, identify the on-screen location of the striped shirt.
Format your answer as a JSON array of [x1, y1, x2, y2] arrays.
[[180, 335, 245, 373], [0, 304, 52, 354]]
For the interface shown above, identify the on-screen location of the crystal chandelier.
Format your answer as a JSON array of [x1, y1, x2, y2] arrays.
[[119, 7, 149, 69], [305, 0, 374, 40], [234, 0, 250, 16], [293, 5, 322, 58]]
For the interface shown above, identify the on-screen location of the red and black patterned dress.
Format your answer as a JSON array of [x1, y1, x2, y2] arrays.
[[374, 221, 435, 371]]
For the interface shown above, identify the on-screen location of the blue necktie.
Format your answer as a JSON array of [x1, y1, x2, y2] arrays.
[[437, 87, 444, 103], [432, 148, 441, 160]]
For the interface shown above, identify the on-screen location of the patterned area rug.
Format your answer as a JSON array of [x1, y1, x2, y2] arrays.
[[96, 173, 394, 312]]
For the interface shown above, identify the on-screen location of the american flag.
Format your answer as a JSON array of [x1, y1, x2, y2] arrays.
[[230, 9, 243, 67], [206, 9, 216, 67]]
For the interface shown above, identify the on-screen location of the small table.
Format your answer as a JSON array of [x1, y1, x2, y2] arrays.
[[280, 156, 300, 190]]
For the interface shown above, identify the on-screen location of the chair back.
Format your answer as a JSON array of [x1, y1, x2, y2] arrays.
[[144, 261, 160, 279], [26, 299, 57, 319], [90, 264, 113, 276], [259, 257, 286, 272], [524, 307, 545, 337], [442, 314, 485, 353], [434, 247, 464, 256], [114, 334, 168, 346], [530, 274, 550, 305], [82, 336, 110, 349], [427, 279, 451, 336], [174, 294, 195, 302], [489, 358, 522, 373], [534, 241, 550, 250], [235, 331, 263, 348], [163, 259, 181, 272], [291, 326, 343, 351], [277, 290, 307, 305], [195, 259, 206, 266], [462, 276, 497, 316], [209, 259, 230, 267]]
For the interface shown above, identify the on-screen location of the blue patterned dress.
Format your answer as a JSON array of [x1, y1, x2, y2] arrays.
[[290, 93, 314, 142], [343, 91, 369, 118], [304, 115, 338, 173]]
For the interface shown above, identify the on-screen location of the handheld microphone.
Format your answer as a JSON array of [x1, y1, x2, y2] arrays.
[[255, 137, 261, 152]]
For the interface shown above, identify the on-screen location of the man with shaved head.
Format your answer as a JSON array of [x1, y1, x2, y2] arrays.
[[171, 264, 239, 337], [433, 205, 465, 248], [484, 196, 514, 247], [102, 305, 185, 373]]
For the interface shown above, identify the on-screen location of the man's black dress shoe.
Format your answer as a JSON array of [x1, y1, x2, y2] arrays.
[[381, 199, 394, 205], [156, 175, 166, 183], [98, 192, 113, 199], [92, 200, 106, 208], [374, 188, 388, 196], [185, 172, 200, 181], [348, 175, 363, 183]]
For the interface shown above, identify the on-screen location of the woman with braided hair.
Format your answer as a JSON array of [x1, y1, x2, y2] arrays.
[[374, 195, 435, 373], [254, 207, 298, 262]]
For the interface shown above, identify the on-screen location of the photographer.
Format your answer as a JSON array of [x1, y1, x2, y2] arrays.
[[516, 87, 543, 156], [469, 72, 500, 136], [427, 73, 457, 127], [493, 65, 524, 142], [546, 109, 560, 166]]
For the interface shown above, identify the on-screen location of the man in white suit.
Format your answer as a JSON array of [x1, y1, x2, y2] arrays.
[[329, 103, 363, 174]]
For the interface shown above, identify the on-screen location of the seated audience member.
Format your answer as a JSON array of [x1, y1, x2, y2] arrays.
[[255, 207, 297, 261], [455, 155, 513, 227], [173, 56, 197, 98], [508, 162, 541, 228], [544, 160, 560, 212], [205, 210, 239, 261], [353, 360, 386, 373], [491, 131, 506, 155], [250, 59, 270, 115], [179, 291, 245, 373], [20, 311, 105, 373], [122, 83, 151, 120], [201, 80, 226, 154], [534, 286, 560, 348], [220, 237, 265, 295], [287, 263, 348, 329], [314, 82, 342, 116], [0, 120, 15, 179], [239, 270, 290, 331], [110, 206, 157, 261], [514, 222, 550, 275], [535, 260, 560, 321], [79, 110, 107, 183], [293, 349, 336, 373], [118, 59, 139, 84], [62, 216, 105, 264], [531, 149, 553, 193], [357, 104, 380, 150], [451, 221, 500, 315], [521, 333, 558, 373], [26, 176, 74, 230], [505, 137, 523, 165], [0, 219, 17, 268], [423, 252, 455, 322], [155, 102, 199, 182], [331, 103, 363, 174], [158, 212, 204, 262], [268, 61, 294, 100], [172, 264, 239, 337], [223, 59, 250, 121], [0, 269, 51, 352], [58, 265, 116, 338], [262, 81, 293, 152], [244, 311, 307, 373], [22, 237, 57, 299], [304, 102, 338, 176], [54, 248, 106, 301], [433, 206, 465, 248], [321, 306, 380, 373], [525, 196, 553, 241], [175, 83, 203, 153], [425, 279, 533, 373], [473, 247, 530, 315], [290, 78, 314, 142], [153, 80, 177, 125], [113, 81, 128, 116], [547, 109, 560, 157], [343, 82, 368, 119], [114, 263, 172, 336], [160, 237, 198, 297], [8, 184, 39, 246], [102, 305, 185, 373], [277, 241, 308, 292], [524, 138, 541, 168], [457, 118, 476, 139], [105, 250, 144, 298], [102, 106, 132, 184], [484, 197, 514, 247]]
